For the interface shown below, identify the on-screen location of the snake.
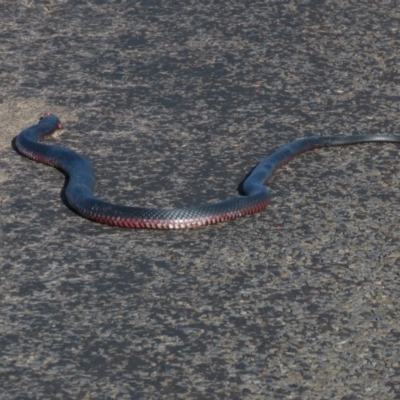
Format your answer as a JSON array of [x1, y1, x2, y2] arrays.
[[15, 113, 400, 229]]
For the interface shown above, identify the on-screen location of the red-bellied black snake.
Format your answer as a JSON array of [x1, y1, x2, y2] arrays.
[[15, 114, 400, 229]]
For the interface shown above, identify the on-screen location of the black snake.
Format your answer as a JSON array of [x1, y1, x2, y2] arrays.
[[15, 114, 400, 229]]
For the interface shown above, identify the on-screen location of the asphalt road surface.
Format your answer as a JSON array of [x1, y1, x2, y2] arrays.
[[1, 1, 399, 399]]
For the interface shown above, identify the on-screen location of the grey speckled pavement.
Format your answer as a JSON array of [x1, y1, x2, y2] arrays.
[[1, 1, 400, 399]]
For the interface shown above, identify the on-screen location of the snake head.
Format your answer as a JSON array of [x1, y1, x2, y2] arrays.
[[40, 113, 63, 130]]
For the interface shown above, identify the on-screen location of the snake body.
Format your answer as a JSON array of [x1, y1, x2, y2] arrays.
[[15, 114, 400, 229]]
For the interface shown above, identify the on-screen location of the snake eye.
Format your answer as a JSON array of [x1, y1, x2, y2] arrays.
[[39, 113, 52, 122]]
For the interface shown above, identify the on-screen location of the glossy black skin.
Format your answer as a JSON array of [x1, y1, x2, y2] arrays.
[[15, 114, 400, 229]]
